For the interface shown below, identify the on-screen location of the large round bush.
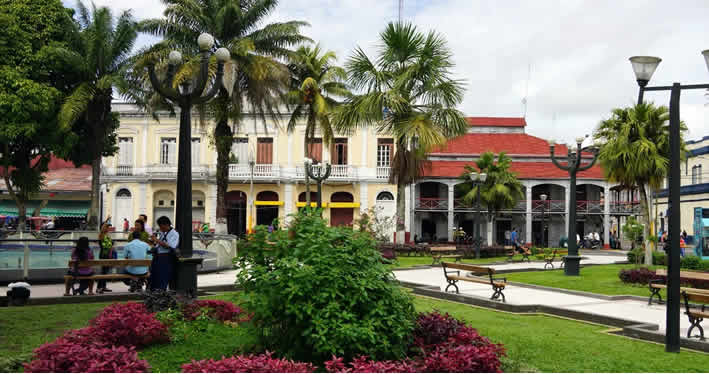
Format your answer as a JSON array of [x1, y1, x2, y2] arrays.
[[236, 212, 416, 363]]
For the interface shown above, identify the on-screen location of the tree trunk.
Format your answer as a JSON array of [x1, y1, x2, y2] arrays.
[[32, 199, 49, 217], [639, 184, 653, 266], [214, 120, 233, 233], [86, 157, 101, 229], [396, 181, 406, 243], [18, 204, 26, 232]]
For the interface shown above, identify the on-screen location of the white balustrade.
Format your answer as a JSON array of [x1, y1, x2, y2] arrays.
[[116, 165, 133, 176], [376, 166, 390, 180], [228, 164, 279, 179]]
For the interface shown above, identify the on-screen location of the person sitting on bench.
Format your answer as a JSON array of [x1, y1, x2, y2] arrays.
[[64, 237, 94, 296], [122, 231, 150, 292]]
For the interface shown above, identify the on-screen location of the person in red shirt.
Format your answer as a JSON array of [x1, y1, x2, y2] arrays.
[[123, 218, 129, 232]]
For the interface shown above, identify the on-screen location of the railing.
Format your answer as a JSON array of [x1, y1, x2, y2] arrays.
[[146, 164, 177, 177], [228, 164, 279, 179], [376, 167, 390, 180], [532, 200, 566, 212], [116, 165, 133, 176], [295, 165, 356, 179], [576, 200, 603, 214], [609, 201, 641, 214], [416, 198, 448, 210]]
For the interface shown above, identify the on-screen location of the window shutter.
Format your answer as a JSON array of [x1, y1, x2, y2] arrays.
[[169, 141, 177, 165], [257, 138, 273, 164], [308, 138, 323, 163], [191, 138, 200, 165]]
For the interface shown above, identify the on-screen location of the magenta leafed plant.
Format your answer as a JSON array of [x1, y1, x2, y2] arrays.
[[618, 267, 658, 285], [24, 341, 149, 373], [91, 302, 170, 347], [324, 356, 420, 373], [412, 310, 463, 348], [420, 325, 506, 373], [181, 352, 317, 373], [182, 299, 250, 322]]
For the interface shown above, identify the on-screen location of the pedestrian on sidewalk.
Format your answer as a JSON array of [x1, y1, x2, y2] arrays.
[[122, 218, 129, 232]]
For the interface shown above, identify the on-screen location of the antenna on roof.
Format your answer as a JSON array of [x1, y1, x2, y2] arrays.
[[522, 62, 531, 118]]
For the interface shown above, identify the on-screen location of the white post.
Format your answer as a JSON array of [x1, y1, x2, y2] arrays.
[[23, 242, 29, 279], [284, 183, 294, 224], [604, 184, 611, 249], [525, 185, 532, 246], [565, 184, 571, 241], [360, 182, 368, 214], [207, 183, 218, 233], [448, 183, 455, 242]]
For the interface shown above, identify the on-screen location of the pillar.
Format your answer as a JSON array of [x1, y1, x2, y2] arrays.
[[207, 183, 217, 232], [284, 183, 294, 222], [487, 218, 494, 245], [564, 184, 571, 241], [360, 182, 368, 214], [404, 184, 412, 240], [525, 185, 532, 246], [448, 183, 455, 242], [603, 184, 611, 249], [139, 183, 148, 216]]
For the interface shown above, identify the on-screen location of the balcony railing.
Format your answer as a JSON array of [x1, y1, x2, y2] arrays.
[[376, 166, 390, 180], [228, 164, 279, 179], [532, 200, 566, 212], [116, 165, 133, 176], [295, 164, 356, 180], [609, 201, 641, 214], [416, 198, 448, 210]]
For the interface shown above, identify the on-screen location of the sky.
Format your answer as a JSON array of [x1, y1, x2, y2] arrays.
[[63, 0, 709, 144]]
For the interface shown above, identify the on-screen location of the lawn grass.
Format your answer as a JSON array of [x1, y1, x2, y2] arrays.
[[414, 296, 709, 372], [4, 290, 709, 373], [388, 254, 513, 269], [504, 263, 664, 298]]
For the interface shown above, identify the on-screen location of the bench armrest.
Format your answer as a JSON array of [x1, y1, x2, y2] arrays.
[[649, 278, 666, 285], [492, 277, 507, 283], [445, 270, 460, 276]]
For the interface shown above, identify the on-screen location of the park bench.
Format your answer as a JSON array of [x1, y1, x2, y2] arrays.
[[431, 247, 462, 265], [506, 245, 531, 262], [65, 259, 152, 294], [648, 269, 709, 305], [544, 249, 568, 269], [681, 289, 709, 340], [441, 262, 507, 302]]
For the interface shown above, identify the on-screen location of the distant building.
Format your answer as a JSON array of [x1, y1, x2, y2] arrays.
[[0, 157, 91, 230]]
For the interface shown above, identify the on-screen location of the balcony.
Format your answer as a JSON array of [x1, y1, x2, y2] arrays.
[[228, 164, 279, 180], [295, 164, 357, 180], [416, 198, 448, 210], [376, 167, 391, 180], [609, 201, 641, 215], [116, 165, 133, 176], [532, 200, 566, 213]]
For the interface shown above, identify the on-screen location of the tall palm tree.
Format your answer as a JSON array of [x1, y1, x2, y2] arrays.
[[285, 44, 350, 204], [594, 102, 687, 265], [337, 22, 468, 241], [59, 1, 138, 229], [458, 152, 524, 244], [137, 0, 309, 232]]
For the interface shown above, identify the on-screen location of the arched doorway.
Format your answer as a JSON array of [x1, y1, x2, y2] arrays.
[[331, 192, 354, 227], [256, 191, 279, 227], [375, 191, 395, 241], [153, 190, 175, 227], [297, 192, 318, 211], [226, 191, 247, 237], [115, 189, 133, 230]]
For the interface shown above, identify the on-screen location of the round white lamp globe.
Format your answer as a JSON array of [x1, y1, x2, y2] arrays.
[[197, 33, 215, 51], [168, 50, 182, 65], [215, 47, 231, 63]]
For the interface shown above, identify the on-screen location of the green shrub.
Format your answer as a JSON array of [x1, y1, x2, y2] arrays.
[[652, 251, 666, 266], [627, 248, 644, 264], [681, 256, 701, 270], [700, 259, 709, 271], [235, 212, 416, 363]]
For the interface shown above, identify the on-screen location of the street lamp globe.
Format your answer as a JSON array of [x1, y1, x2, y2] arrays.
[[629, 56, 662, 86], [168, 50, 182, 65], [702, 50, 709, 74], [540, 194, 548, 201], [215, 48, 231, 63], [479, 173, 487, 182], [575, 136, 585, 146], [197, 33, 215, 51], [548, 139, 556, 147]]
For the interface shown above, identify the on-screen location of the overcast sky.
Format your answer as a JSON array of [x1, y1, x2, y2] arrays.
[[64, 0, 709, 144]]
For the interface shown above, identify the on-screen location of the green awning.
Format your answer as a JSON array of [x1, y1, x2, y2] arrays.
[[0, 200, 88, 217]]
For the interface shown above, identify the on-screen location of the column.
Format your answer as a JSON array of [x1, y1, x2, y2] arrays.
[[487, 219, 493, 245], [525, 184, 532, 246], [409, 182, 416, 237], [564, 184, 571, 240], [603, 184, 611, 249], [404, 184, 411, 236], [287, 130, 293, 165], [360, 182, 368, 214], [139, 183, 148, 215], [284, 183, 294, 224], [207, 183, 217, 231], [448, 183, 455, 242]]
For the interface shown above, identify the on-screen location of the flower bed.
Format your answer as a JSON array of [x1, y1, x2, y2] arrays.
[[619, 267, 709, 289]]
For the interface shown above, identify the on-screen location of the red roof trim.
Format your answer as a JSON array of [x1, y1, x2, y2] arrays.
[[423, 160, 604, 180], [465, 117, 526, 127]]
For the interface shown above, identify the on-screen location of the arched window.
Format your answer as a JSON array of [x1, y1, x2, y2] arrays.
[[331, 192, 354, 203], [298, 192, 318, 202], [376, 191, 394, 201], [116, 188, 131, 197], [257, 191, 279, 201]]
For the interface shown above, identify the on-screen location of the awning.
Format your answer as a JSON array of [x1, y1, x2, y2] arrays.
[[0, 200, 88, 217], [254, 201, 284, 206], [329, 202, 360, 209], [296, 202, 328, 208]]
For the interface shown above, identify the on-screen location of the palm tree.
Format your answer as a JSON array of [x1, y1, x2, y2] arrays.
[[59, 1, 138, 229], [458, 152, 524, 245], [285, 44, 350, 205], [594, 102, 687, 265], [137, 0, 309, 232], [337, 22, 468, 241]]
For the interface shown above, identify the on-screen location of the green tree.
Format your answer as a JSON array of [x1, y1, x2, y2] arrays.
[[0, 0, 80, 230], [58, 1, 138, 229], [285, 44, 350, 204], [594, 102, 687, 265], [137, 0, 309, 232], [457, 152, 524, 244], [337, 22, 468, 240]]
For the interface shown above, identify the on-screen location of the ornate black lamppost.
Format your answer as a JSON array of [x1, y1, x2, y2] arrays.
[[549, 137, 598, 276], [628, 50, 709, 353], [304, 158, 331, 209], [470, 172, 487, 259], [540, 193, 548, 248], [147, 33, 230, 297]]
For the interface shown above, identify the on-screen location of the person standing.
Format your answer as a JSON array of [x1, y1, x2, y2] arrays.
[[140, 214, 152, 235], [150, 216, 179, 290], [132, 219, 151, 243], [97, 224, 114, 293], [504, 230, 511, 246], [122, 218, 129, 232]]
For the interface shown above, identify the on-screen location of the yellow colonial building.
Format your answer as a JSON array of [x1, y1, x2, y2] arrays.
[[100, 103, 400, 236]]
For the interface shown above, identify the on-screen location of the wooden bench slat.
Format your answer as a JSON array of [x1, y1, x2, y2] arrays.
[[69, 259, 152, 267], [684, 290, 709, 304], [655, 268, 709, 281], [687, 309, 709, 318], [442, 262, 496, 274]]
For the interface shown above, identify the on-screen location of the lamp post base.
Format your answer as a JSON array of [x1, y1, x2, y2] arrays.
[[174, 257, 204, 299], [563, 256, 582, 276]]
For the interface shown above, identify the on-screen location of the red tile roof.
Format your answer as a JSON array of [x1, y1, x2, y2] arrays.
[[424, 160, 604, 180], [466, 117, 526, 127], [0, 167, 91, 192], [431, 132, 574, 155]]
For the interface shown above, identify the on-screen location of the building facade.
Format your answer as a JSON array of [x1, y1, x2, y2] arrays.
[[100, 103, 400, 236]]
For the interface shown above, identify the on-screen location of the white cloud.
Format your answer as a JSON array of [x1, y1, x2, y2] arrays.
[[65, 0, 709, 142]]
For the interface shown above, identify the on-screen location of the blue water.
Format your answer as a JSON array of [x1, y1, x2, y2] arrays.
[[0, 245, 214, 270]]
